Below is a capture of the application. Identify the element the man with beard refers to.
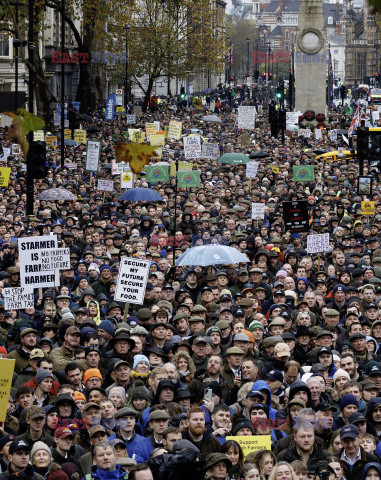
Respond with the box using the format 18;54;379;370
182;406;221;460
8;328;38;374
189;355;229;403
134;410;170;463
276;426;329;465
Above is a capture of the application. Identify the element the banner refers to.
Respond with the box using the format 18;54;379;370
126;115;136;124
0;359;15;421
246;161;259;179
252;203;265;219
114;257;151;304
97;180;114;192
202;143;219;160
74;129;87;144
0;167;11;187
3;287;34;310
121;170;134;189
167;121;182;140
307;233;330;254
178;170;200;188
283;200;310;233
238;106;256;129
33;130;45;141
361;201;375;215
226;436;271;458
293;165;314;182
105;93;116;121
86;141;101;172
146;165;169;183
183;136;202;159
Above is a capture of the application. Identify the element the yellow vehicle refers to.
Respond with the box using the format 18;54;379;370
370;88;381;104
315;150;356;161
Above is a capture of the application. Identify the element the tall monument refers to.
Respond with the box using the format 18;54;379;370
294;0;327;117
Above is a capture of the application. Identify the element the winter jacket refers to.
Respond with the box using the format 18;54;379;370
8;346;31;374
182;429;221;461
108;431;144;458
87;464;128;480
276;442;330;466
147;446;200;480
0;464;44;480
339;446;378;480
133;435;159;464
251;380;277;420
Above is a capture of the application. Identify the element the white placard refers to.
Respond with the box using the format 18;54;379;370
298;129;311;138
114;257;151;304
112;158;128;175
3;287;34;310
86;140;101;172
286;112;299;125
202;143;219;160
12;144;20;155
53;113;60;127
330;130;337;142
246;161;259;178
315;129;322;140
307;233;330;254
252;203;265;220
183;135;202;159
39;248;71;271
373;111;380;121
97;180;114;192
126;115;136;124
238;106;256;129
0;148;10;162
18;235;60;288
121;170;134;189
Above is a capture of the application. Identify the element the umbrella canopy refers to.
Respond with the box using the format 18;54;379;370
176;245;249;267
218;153;249;165
64;139;79;146
249;151;270;159
84;126;101;132
37;188;77;201
202;115;222;123
80;114;93;122
119;188;164;202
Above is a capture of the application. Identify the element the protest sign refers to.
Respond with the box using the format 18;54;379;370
183;136;202;159
226;436;271;458
178;171;201;188
170;161;192;177
283;201;310;233
0;359;15;421
39;248;71;271
238;106;256;129
293;165;314;182
330;130;337;142
33;130;45;141
315;129;322;140
64;129;72;140
126;115;136;124
114;257;151;304
246;161;259;179
361;201;375;215
12;144;21;155
150;134;165;146
45;136;57;148
307;233;330;254
121;170;134;189
0;148;10;162
358;176;373;196
146;165;169;183
74;129;86;144
252;203;265;220
145;123;158;140
112;158;128;175
18;235;59;288
338;147;344;157
0;168;11;187
298;129;311;138
202;143;219;160
97;180;114;192
86;141;101;172
167;121;182;139
3;287;34;310
286;112;299;125
129;130;145;143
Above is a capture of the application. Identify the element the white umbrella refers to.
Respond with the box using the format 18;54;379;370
176;244;249;267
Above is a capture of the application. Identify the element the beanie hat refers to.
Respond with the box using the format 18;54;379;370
48;470;69;480
60;463;79;477
98;320;114;336
333;369;350;385
130;385;149;402
83;368;102;385
74;391;86;402
31;441;51;460
232;418;254;435
35;368;54;386
132;354;150;371
248;321;264;332
108;387;126;404
340;393;359;410
0;346;7;357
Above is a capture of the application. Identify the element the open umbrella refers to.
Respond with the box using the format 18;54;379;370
64;139;79;146
176;245;249;267
37;188;77;201
218;153;249;165
249;151;270;159
85;126;101;132
202;115;222;123
80;114;93;122
119;188;164;202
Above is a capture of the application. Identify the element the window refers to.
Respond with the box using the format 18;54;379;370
0;33;10;57
285;31;289;38
327;16;334;25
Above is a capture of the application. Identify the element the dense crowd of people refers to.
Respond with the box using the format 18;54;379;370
0;98;380;480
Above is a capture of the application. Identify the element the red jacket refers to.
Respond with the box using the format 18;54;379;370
24;376;60;396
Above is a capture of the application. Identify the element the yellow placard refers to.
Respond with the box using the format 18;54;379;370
128;130;145;143
116;107;125;112
0;359;15;421
167;121;182;140
0;167;11;187
150;148;162;161
122;172;132;182
361;201;375;216
150;134;165;146
64;129;72;140
33;130;45;141
145;123;157;140
226;436;271;458
271;166;280;174
45;136;58;149
170;161;192;177
74;129;87;144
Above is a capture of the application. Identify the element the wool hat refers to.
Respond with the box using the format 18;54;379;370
130;385;149;402
333;368;350;384
31;441;51;460
340;393;359;410
108;386;126;404
132;354;150;370
98;320;114;335
232;418;254;435
35;368;54;386
83;368;102;385
74;391;86;402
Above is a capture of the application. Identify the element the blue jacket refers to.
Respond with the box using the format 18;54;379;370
134;435;156;464
252;380;277;420
88;464;128;480
107;432;144;459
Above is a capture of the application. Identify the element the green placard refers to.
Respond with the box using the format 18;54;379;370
146;165;169;183
178;170;200;188
293;165;314;182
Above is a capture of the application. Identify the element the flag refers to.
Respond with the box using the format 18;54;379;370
146;165;169;183
293;165;314;182
348;106;361;137
178;170;201;188
105;93;116;121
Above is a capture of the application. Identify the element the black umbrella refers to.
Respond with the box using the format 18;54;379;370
85;126;101;132
249;151;270;159
313;149;327;154
80;114;93;122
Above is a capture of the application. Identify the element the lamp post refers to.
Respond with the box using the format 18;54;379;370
26;0;34;215
228;36;232;84
11;1;22;111
123;25;130;110
60;0;65;168
246;38;250;78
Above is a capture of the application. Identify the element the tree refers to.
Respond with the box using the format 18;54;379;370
226;17;258;81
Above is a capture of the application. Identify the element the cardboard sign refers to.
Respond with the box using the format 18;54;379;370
286;112;299;125
74;129;86;144
238;106;256;129
0;148;10;162
307;233;330;254
252;203;265;220
64;129;72;140
121;170;134;189
298;129;311;138
126;115;136;124
150;134;165;146
39;248;71;271
167;121;182;140
246;161;259;179
202;143;219;160
0;167;11;187
361;201;375;215
33;130;45;141
330;130;337;142
145;123;158;140
97;180;114;192
3;287;34;310
86;140;101;172
183;135;202;159
18;235;60;288
12;144;20;155
0;359;15;421
226;436;271;458
283;200;310;233
114;257;151;304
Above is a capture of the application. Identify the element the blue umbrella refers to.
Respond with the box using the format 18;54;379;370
119;188;164;202
176;245;249;267
64;139;79;146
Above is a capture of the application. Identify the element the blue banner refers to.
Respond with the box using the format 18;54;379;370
105;93;116;121
57;103;67;119
72;101;81;112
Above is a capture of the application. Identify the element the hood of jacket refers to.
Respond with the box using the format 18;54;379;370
361;463;381;480
366;396;381;419
289;380;312;404
252;380;272;406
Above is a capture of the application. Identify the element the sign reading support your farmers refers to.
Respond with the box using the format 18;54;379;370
238;106;256;129
183;136;202;159
226;436;271;458
114;257;151;304
3;287;34;310
0;168;11;187
252;203;265;219
18;235;60;288
307;233;330;254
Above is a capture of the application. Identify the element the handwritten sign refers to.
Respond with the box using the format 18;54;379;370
126;115;136;124
246;161;259;179
3;287;34;310
307;233;330;254
86;140;101;172
33;130;45;141
167;121;182;140
238;106;256;129
0;359;15;421
252;203;265;220
202;143;219;160
298;129;311;138
97;180;114;192
183;136;202;159
283;200;310;233
145;123;158;140
0;168;11;187
74;129;87;144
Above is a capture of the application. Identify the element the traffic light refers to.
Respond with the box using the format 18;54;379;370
279;109;287;130
357;126;369;176
28;141;47;179
276;86;283;100
68;106;80;131
180;86;185;99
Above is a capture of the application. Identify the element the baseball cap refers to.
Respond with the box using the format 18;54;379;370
54;427;75;439
9;440;31;454
265;369;283;382
340;424;359;440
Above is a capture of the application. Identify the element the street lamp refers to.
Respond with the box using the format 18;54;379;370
123;25;130;110
228;36;232;84
60;0;65;168
246;38;250;78
11;1;22;111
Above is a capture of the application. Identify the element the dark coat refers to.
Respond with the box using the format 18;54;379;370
276;442;329;466
339;446;379;480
